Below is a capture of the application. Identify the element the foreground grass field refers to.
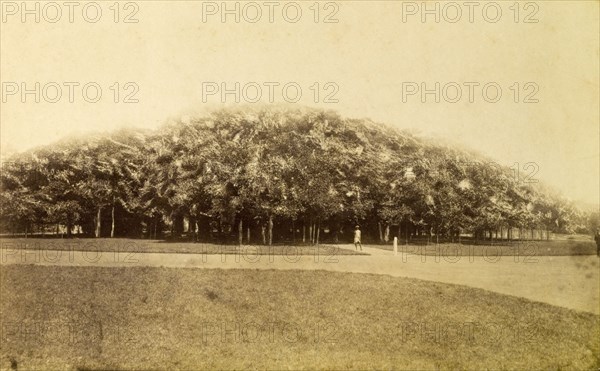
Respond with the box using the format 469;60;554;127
1;266;598;370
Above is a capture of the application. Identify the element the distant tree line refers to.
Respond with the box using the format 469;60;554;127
0;106;596;244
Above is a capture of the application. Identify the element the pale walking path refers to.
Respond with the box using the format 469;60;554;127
1;244;598;314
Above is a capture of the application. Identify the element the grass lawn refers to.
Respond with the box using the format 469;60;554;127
1;265;598;370
2;236;596;258
372;238;598;256
0;238;368;256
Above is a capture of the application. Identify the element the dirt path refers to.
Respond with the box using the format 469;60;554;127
1;244;598;314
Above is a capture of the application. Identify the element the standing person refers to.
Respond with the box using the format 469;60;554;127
594;229;600;257
354;225;363;251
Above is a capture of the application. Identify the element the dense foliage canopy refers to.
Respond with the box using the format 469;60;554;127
1;106;596;243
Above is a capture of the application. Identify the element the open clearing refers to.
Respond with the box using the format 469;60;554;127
1;266;599;370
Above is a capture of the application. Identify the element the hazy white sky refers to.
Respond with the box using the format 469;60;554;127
1;1;598;205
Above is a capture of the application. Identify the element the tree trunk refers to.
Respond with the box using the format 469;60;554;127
292;220;296;243
247;226;251;244
309;221;313;245
170;214;174;237
25;224;28;239
111;204;115;238
238;218;243;246
378;222;383;243
95;206;102;238
316;219;321;245
153;218;157;239
268;215;273;246
261;224;266;245
302;223;306;243
66;216;72;238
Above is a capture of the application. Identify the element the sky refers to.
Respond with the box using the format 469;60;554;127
1;1;598;206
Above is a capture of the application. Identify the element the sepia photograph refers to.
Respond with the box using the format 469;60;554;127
0;1;599;369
